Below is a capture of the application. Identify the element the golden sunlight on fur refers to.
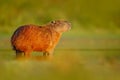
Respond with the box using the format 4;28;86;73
11;20;71;57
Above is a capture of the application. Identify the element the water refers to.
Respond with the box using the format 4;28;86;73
0;49;120;80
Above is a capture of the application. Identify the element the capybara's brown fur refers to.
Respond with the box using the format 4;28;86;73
11;20;71;57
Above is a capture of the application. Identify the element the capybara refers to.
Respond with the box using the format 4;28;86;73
11;20;71;57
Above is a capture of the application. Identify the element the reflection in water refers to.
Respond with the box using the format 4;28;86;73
0;50;120;80
16;55;53;61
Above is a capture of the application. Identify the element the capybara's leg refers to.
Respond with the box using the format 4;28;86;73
43;52;49;56
16;50;23;58
43;52;53;59
24;51;31;57
43;50;53;56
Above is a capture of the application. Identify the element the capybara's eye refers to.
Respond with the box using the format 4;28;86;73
51;21;55;23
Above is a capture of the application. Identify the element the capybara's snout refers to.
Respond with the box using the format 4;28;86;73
65;21;71;30
50;20;71;32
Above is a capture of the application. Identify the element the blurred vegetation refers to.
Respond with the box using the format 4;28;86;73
0;1;120;80
0;0;120;35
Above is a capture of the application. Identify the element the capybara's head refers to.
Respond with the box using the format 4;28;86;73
49;20;71;33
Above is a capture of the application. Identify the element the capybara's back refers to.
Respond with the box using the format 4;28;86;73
11;20;71;57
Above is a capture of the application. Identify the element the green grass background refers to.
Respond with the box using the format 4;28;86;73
0;0;120;80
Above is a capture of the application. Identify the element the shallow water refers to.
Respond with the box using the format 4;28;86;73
0;50;120;80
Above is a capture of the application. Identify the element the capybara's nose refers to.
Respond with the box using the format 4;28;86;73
64;21;71;30
68;22;71;27
64;21;71;26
